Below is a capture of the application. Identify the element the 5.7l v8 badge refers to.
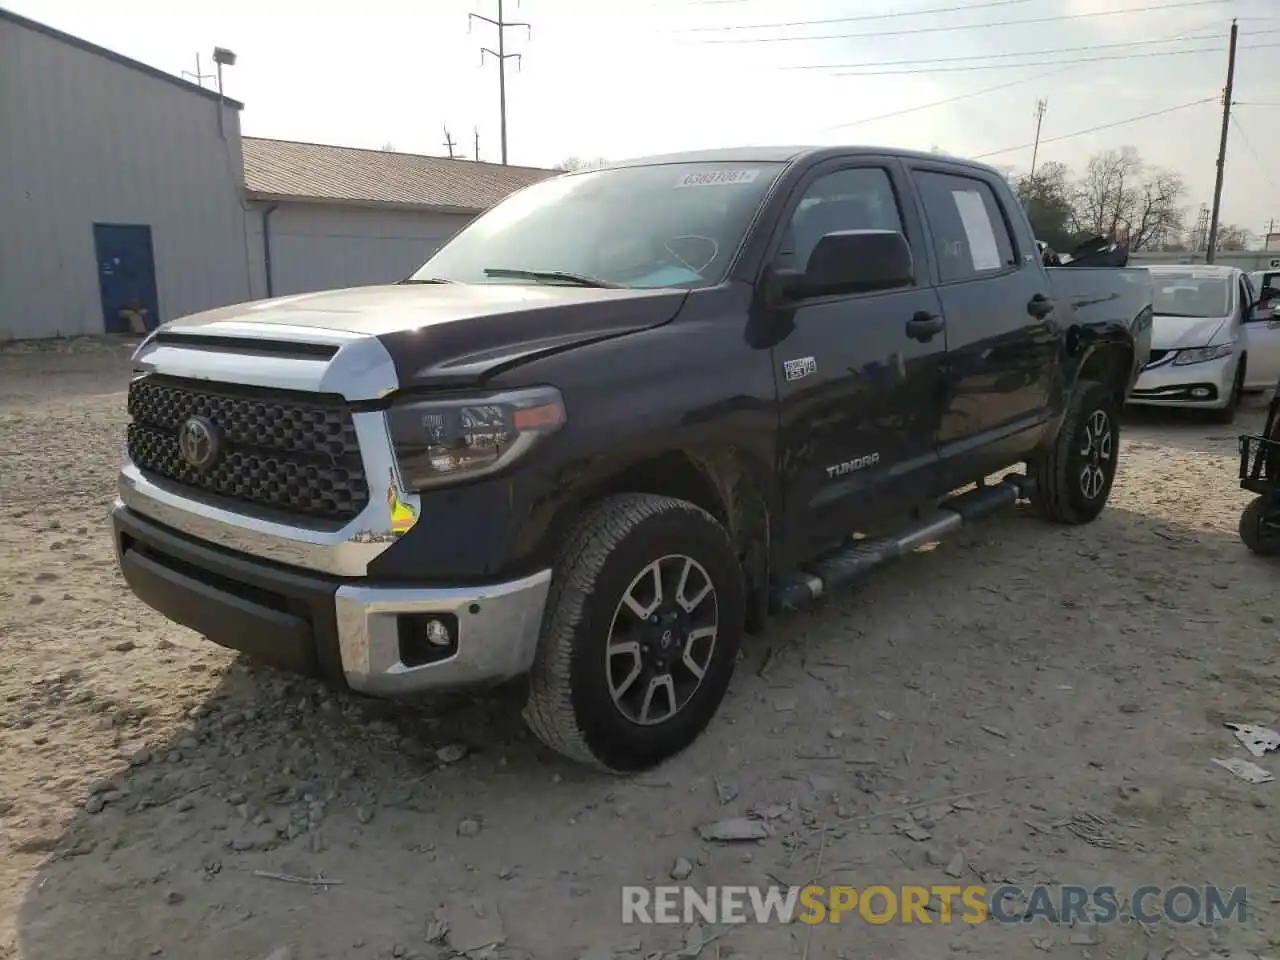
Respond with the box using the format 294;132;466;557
783;356;817;382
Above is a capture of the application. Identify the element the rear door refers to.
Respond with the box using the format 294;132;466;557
764;158;948;560
905;164;1058;486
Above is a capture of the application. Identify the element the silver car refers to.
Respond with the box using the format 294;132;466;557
1128;264;1277;423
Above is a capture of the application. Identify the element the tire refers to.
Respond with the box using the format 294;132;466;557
1028;379;1120;525
522;493;745;772
1239;496;1280;556
1208;358;1244;425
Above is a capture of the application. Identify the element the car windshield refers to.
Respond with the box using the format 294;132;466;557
1152;275;1231;318
408;162;786;289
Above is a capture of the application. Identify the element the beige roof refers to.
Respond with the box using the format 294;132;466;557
241;137;559;213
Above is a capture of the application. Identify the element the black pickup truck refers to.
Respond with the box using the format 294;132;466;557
111;146;1153;772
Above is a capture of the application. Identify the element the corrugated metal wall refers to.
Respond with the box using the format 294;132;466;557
0;16;255;340
248;203;471;298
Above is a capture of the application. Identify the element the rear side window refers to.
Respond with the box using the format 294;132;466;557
913;171;1017;283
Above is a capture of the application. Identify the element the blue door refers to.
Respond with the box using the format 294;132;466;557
93;223;159;333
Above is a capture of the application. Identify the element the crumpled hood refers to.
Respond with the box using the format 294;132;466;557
1149;314;1231;351
163;282;689;388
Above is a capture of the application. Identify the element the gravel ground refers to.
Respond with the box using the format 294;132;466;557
0;339;1278;960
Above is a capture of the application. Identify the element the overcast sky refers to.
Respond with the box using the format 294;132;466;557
10;0;1280;234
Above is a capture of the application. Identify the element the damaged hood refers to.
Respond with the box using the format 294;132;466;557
158;282;689;390
1149;313;1232;351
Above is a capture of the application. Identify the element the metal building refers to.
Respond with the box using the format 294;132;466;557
0;8;556;341
240;138;555;298
0;7;254;340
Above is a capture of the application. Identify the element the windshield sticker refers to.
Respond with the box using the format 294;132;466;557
674;169;761;188
951;189;1002;271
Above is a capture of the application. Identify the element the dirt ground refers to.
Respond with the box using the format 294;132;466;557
1;338;1278;960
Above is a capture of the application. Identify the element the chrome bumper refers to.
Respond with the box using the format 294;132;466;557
335;571;552;695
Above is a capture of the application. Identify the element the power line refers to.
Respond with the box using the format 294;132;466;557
689;0;1229;43
681;0;1041;31
828;41;1280;76
814;18;1251;131
1230;115;1280;198
783;29;1253;71
971;98;1216;159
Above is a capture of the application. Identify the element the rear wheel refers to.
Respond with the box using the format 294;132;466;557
522;493;744;772
1239;496;1280;556
1028;379;1119;525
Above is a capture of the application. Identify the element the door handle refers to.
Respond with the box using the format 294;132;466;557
905;312;945;342
1028;293;1055;318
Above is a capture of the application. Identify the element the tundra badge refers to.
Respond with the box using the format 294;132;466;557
783;357;817;382
826;453;880;478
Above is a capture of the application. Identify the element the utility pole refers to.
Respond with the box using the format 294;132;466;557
470;0;530;165
1205;19;1238;264
442;125;458;160
474;127;481;162
181;53;215;89
1029;98;1048;183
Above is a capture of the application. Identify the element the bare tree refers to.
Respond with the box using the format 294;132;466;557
1070;147;1185;251
1013;161;1077;251
555;156;609;172
1215;223;1252;252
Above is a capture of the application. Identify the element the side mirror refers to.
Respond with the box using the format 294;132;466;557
783;230;914;301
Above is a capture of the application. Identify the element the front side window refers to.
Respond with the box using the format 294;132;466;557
912;170;1018;283
777;167;906;273
410;162;785;290
1152;275;1232;317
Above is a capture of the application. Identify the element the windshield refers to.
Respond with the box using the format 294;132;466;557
1152;275;1232;318
410;162;785;289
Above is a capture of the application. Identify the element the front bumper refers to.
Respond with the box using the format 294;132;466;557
111;503;552;696
1127;351;1236;409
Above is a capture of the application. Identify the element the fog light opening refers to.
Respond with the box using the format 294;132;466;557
398;612;459;668
1191;387;1212;399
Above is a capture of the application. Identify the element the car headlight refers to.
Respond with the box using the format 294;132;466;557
386;385;566;491
1173;342;1234;365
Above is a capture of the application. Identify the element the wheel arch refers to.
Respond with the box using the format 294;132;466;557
545;448;774;623
1076;339;1135;406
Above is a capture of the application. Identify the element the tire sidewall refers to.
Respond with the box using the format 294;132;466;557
566;506;744;771
1062;384;1120;520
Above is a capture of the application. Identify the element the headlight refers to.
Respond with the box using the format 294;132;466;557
1173;342;1234;365
386;385;566;491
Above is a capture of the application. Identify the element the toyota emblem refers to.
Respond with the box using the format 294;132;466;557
178;416;221;471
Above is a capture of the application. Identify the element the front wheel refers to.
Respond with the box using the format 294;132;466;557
1239;496;1280;556
1208;359;1244;425
1028;379;1120;525
522;493;745;772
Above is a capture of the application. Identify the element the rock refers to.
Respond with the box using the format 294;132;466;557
902;826;933;842
670;856;694;881
178;737;199;752
228;824;279;852
440;897;506;953
697;818;769;842
123;744;152;766
84;794;106;814
457;817;482;837
714;778;739;805
435;744;469;764
945;853;965;878
175;797;195;813
925;848;949;867
827;726;847;740
112;640;136;653
87;778;116;796
165;891;184;905
355;805;374;824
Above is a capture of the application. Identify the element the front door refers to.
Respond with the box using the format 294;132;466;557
1242;271;1280;389
93;223;159;334
764;160;948;562
907;166;1058;487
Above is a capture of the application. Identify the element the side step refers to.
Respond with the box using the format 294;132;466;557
767;473;1035;613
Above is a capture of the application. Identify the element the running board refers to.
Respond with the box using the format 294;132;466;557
768;473;1035;613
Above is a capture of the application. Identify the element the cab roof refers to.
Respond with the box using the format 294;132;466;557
598;145;1006;180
